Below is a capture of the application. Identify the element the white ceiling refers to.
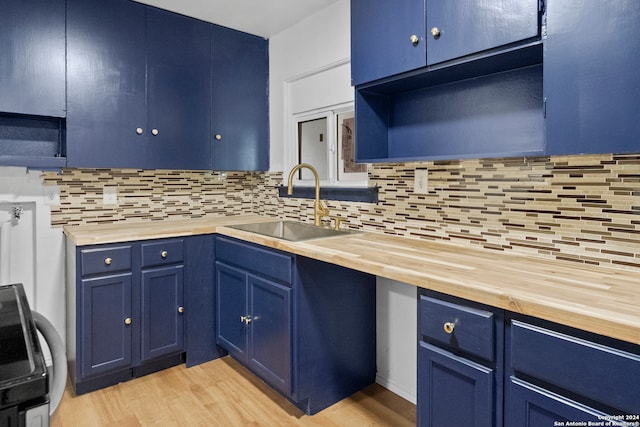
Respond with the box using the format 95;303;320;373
133;0;341;38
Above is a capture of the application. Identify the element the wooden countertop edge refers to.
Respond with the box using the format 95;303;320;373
64;217;640;345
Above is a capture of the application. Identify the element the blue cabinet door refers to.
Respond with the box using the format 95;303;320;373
211;25;269;171
216;262;249;361
140;265;185;362
145;8;211;170
80;273;133;378
506;378;609;427
66;0;147;168
425;0;539;66
545;1;640;155
351;0;426;86
418;342;496;427
248;276;292;396
0;0;65;117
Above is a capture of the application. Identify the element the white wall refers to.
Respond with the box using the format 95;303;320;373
269;0;417;403
0;166;66;360
269;0;352;173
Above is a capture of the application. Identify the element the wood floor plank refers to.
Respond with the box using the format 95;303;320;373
51;357;416;426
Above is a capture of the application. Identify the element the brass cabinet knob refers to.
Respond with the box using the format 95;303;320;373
178;306;184;314
214;134;222;141
409;34;420;46
431;27;441;39
104;257;112;266
151;128;159;136
240;315;252;325
136;127;143;135
124;317;132;325
443;322;455;334
161;250;168;258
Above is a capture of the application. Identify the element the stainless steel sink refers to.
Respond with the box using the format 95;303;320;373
228;220;357;242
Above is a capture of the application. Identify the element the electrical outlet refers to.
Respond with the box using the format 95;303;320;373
414;168;429;194
43;186;60;206
103;186;118;205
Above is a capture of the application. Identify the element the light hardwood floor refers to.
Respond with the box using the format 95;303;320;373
51;356;416;426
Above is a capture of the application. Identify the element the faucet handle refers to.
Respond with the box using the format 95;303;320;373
332;217;344;230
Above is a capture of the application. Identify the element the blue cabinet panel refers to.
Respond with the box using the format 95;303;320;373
66;0;147;168
420;294;495;362
507;378;609;427
545;1;640;155
216;262;249;360
248;276;292;395
211;25;269;171
351;0;426;86
141;265;184;361
426;0;540;66
145;8;211;170
418;342;495;427
0;0;65;118
509;320;640;414
80;274;133;378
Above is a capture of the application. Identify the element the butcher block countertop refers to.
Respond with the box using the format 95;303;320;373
65;215;640;345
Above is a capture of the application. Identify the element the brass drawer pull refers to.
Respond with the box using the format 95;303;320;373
124;317;132;325
104;257;112;266
443;322;455;334
161;250;168;258
178;306;184;314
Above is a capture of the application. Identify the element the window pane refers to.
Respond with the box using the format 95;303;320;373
298;117;328;180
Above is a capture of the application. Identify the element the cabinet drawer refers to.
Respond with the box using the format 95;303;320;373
510;320;640;414
141;239;184;268
215;237;293;284
420;295;495;362
81;245;132;276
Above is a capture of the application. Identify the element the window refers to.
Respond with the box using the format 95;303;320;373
292;104;367;187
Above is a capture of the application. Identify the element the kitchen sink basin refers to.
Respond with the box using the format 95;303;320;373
227;220;358;242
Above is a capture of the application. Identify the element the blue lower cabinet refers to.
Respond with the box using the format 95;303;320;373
507;378;610;427
69;238;188;394
505;316;640;425
216;265;292;395
417;290;503;427
419;291;640;427
418;342;495;427
215;236;376;415
80;273;133;379
140;265;184;362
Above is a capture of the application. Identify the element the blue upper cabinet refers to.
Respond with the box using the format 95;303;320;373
0;0;66;118
67;1;211;170
426;0;540;66
351;0;426;86
145;8;211;170
66;0;147;169
544;1;640;156
351;0;541;86
211;25;269;171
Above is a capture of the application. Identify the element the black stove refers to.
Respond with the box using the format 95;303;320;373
0;283;49;427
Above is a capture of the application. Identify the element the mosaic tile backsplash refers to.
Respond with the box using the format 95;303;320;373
42;153;639;270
